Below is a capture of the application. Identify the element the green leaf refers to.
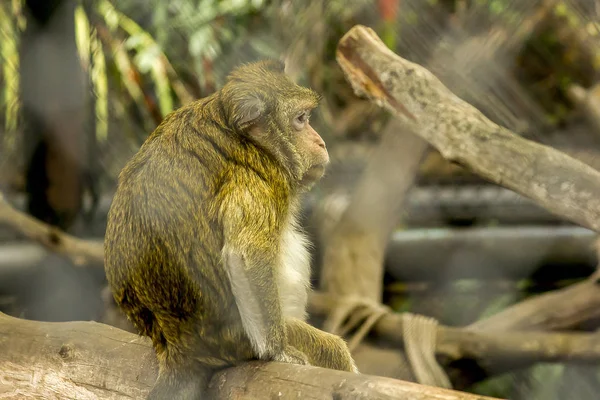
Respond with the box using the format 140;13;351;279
0;1;20;134
151;61;173;117
74;4;91;71
90;27;109;142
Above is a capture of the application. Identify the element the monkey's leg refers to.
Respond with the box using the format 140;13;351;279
285;318;359;373
147;362;213;400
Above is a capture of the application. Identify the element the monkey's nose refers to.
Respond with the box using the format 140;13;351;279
315;138;326;149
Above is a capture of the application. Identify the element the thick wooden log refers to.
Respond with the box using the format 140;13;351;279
0;313;501;399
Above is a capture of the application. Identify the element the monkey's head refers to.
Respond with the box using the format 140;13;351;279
219;60;329;192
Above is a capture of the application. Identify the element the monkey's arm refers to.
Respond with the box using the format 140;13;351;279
221;179;307;364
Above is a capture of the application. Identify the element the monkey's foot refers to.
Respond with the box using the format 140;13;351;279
273;346;311;366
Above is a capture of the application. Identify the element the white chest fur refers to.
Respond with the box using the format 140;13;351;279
278;218;311;320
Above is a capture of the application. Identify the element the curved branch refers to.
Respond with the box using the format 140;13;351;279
336;25;600;232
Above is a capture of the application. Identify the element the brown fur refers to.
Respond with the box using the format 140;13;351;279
104;60;356;399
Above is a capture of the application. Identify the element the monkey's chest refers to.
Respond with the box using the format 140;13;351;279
278;227;311;320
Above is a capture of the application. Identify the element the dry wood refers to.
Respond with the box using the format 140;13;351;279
333;24;600;362
336;25;600;233
314;120;432;383
568;83;600;137
309;292;600;371
0;312;501;400
468;271;600;332
0;192;104;266
319;120;428;302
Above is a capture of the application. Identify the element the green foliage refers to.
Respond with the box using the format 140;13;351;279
75;4;109;142
0;0;22;135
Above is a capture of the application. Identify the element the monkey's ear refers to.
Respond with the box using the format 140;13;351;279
236;96;265;128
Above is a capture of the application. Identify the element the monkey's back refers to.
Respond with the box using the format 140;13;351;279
104;102;260;365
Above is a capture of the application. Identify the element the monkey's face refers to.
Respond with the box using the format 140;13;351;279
289;108;329;191
220;60;330;191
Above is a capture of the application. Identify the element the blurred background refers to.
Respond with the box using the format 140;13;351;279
2;0;600;398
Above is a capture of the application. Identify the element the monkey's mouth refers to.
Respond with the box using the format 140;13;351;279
299;164;326;187
309;163;327;176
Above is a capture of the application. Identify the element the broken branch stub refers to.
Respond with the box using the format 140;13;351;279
336;25;600;233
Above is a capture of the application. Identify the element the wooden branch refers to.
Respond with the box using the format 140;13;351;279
385;226;597;281
468;272;600;332
0;313;500;400
309;292;600;371
568;83;600;138
320;120;428;302
336;25;600;233
0;192;104;266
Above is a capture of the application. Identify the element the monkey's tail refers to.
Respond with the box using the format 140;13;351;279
147;364;213;400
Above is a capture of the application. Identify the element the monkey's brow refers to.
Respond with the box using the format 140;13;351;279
298;99;319;111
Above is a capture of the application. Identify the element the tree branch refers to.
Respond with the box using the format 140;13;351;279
0;192;104;266
319;120;428;302
0;312;500;400
309;292;600;371
468;271;600;332
336;25;600;233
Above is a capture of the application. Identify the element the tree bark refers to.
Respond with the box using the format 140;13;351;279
336;25;600;233
468;271;600;332
319;120;428;302
0;312;501;400
0;192;104;266
309;292;600;370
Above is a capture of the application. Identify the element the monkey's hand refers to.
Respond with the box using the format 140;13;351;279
272;345;311;366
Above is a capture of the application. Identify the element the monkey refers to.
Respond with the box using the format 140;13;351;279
104;60;358;399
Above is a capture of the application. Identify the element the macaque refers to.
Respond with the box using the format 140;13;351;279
104;60;358;399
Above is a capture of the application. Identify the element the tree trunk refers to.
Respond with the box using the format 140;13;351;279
20;0;89;232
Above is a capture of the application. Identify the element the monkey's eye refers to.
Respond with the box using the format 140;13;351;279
293;112;310;130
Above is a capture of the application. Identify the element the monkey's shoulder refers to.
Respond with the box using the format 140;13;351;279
218;171;290;219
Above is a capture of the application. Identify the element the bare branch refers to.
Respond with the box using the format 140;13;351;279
309;292;600;371
468;272;600;332
336;25;600;232
0;192;104;266
320;120;428;302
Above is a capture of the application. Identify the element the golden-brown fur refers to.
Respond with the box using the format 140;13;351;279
104;60;356;399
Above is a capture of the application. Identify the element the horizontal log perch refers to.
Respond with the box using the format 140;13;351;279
336;25;600;232
0;184;565;245
0;312;501;399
